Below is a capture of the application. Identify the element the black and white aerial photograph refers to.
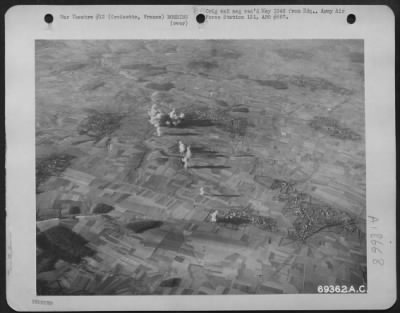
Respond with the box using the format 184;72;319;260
35;39;366;295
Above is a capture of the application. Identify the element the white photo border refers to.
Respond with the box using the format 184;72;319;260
5;4;396;311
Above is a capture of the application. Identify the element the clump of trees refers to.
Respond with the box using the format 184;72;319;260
126;220;163;233
159;277;181;288
36;153;76;191
69;206;81;214
93;203;114;214
37;225;95;264
309;116;361;141
78;110;124;141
